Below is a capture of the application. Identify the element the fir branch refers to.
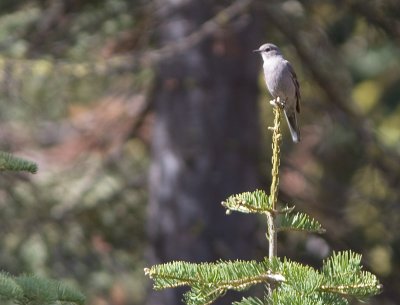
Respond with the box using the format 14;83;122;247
145;260;285;290
266;254;377;305
268;288;349;305
277;212;325;233
319;251;382;299
280;259;322;294
145;252;381;305
316;293;350;305
145;259;285;305
184;285;226;305
0;272;23;301
0;152;38;174
268;254;380;304
320;280;382;298
0;273;84;305
56;280;87;305
16;275;59;304
222;190;272;215
321;251;362;277
15;274;85;305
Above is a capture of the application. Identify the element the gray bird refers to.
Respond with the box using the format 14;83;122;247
254;43;301;143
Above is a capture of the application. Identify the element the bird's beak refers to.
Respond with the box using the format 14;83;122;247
253;49;262;53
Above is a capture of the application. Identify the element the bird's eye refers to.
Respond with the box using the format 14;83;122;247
265;47;271;52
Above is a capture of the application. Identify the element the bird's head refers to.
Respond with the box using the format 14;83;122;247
253;43;282;60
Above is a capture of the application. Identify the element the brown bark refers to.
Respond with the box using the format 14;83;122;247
146;1;262;304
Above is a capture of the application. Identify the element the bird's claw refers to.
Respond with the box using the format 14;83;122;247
269;97;285;109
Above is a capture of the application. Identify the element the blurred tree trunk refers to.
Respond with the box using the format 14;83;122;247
147;1;262;304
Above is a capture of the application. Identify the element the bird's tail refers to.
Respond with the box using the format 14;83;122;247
284;110;300;143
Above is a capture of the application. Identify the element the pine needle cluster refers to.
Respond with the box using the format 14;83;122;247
0;152;37;173
145;251;381;305
145;104;382;304
0;272;85;305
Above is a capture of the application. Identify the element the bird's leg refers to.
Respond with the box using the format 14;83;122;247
269;96;285;109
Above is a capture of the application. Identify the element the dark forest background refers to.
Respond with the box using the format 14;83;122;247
0;0;399;304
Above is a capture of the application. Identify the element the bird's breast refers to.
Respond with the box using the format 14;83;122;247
263;59;294;99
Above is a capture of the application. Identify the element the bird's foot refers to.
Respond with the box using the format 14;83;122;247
269;97;285;109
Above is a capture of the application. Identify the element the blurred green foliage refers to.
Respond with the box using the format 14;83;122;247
0;1;151;304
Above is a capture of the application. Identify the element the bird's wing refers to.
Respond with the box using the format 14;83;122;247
286;61;301;113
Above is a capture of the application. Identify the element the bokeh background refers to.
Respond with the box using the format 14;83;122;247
0;0;399;304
